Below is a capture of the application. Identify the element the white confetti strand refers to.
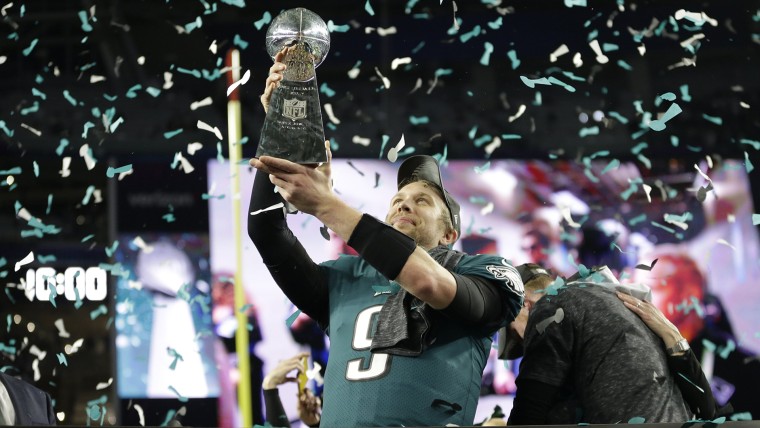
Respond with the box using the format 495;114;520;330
324;103;341;125
190;97;213;110
197;120;224;140
226;69;251;97
15;251;34;272
391;57;412;70
549;44;569;62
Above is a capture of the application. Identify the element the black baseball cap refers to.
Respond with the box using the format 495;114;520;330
497;263;554;360
397;155;461;239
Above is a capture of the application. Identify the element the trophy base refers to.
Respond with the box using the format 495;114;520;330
257;79;327;164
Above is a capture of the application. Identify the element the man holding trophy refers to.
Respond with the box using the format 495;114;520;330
248;8;524;426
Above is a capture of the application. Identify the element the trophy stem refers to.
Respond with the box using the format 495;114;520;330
257;78;327;164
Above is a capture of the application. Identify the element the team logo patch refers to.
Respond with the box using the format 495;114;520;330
283;98;307;121
487;263;524;293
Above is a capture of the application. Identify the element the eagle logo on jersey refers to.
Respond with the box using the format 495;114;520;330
486;262;524;294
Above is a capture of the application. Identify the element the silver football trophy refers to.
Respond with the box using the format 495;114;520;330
257;8;330;164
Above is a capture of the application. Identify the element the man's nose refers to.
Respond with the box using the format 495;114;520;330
397;198;412;212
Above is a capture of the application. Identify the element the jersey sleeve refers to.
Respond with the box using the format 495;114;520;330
518;296;574;387
453;254;524;326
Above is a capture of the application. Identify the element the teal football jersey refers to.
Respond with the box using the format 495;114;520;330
317;253;523;427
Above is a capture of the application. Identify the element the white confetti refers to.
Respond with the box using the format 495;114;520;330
484;136;502;156
560;206;581;228
132;236;154;254
190;97;213;110
30;344;47;361
324;103;340;125
642;183;652;203
572;52;583;67
637;45;646;56
377;26;397;36
387;134;406;162
20;123;42;136
187;142;203;155
226;69;251;97
137;56;145;65
508;104;526;122
716;239;737;251
480;202;494;215
174;152;195;174
209;40;218;54
549;44;569;62
54;319;71;338
163;71;174;90
674;9;718;26
89;75;105;83
0;55;6;65
250;202;285;216
391;57;412;70
0;3;12;17
374;67;390;89
133;404;146;427
32;359;40;381
95;378;113;390
14;251;34;272
79;144;97;170
589;40;609;64
197;120;224;140
352;135;371;147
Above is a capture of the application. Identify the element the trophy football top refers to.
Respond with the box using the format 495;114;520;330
265;8;330;68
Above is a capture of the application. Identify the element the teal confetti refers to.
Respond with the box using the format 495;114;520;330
434;68;453;78
57;353;68;366
579;126;599;137
78;11;92;32
411;41;425;54
32;87;47;100
617;60;632;71
20;101;39;115
327;21;350;32
601;159;620;174
63;90;78;106
126;84;142;98
168;385;189;402
89;304;108;320
473;162;491;175
233;34;249;50
506;50;521;69
628;417;646;424
365;0;375;16
473;135;492;147
37;254;56;263
671;135;680;147
501;134;522;140
520;76;551;88
744;152;754;173
547;76;576;92
175;67;201;78
81;234;95;242
564;0;587;6
752;214;760;226
146;87;161;97
379;134;390;158
286;309;301;328
468;126;478;139
488;17;503;30
560;71;585;82
650;221;676;234
46;194;53;215
480;41;494;66
731;413;753;421
105;241;119;257
718;339;735;359
103;93;118;101
320;83;336;97
220;0;245;7
602;43;619;52
739;138;760;150
649;103;682;131
409;115;429;125
254;12;272;30
459;25;482;43
106;164;133;178
659;92;677;102
184;16;203;33
703;114;723;125
82;121;95;138
629;214;647;226
679;84;692;102
162;213;176;223
164;129;183;139
631;142;648;155
0;167;21;175
22;38;39;56
0;121;14;137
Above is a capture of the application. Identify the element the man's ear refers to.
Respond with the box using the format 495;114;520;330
440;228;458;246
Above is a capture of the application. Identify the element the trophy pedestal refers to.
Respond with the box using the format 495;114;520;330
257;79;327;164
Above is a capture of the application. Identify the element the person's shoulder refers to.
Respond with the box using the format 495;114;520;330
0;372;48;397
